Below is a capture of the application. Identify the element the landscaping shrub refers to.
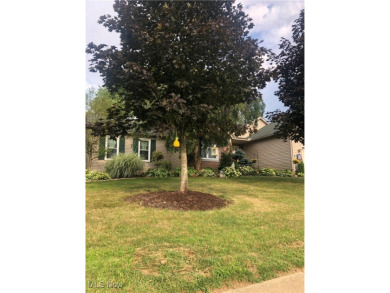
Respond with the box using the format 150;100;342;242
146;168;171;178
231;149;245;161
238;166;256;176
104;153;143;178
199;168;217;177
281;169;294;177
219;152;233;170
297;162;304;174
173;166;199;177
151;151;164;168
297;172;304;177
188;167;199;177
85;169;111;181
223;166;242;178
274;170;282;176
260;168;276;176
159;159;172;171
238;158;253;166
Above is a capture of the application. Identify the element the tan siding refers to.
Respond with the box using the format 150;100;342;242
89;135;181;172
241;137;293;170
291;141;305;162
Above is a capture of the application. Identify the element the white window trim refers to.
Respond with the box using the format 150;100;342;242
104;135;120;160
138;138;151;162
201;144;219;162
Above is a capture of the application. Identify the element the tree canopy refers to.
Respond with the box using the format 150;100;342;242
86;0;271;191
267;9;304;145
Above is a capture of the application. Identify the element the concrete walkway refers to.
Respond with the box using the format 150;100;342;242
223;272;304;293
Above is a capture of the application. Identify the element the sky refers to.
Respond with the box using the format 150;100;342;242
86;0;304;116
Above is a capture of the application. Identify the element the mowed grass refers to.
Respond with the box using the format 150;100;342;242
86;176;304;293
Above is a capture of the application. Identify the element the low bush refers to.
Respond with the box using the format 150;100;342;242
223;166;242;178
151;151;164;168
159;159;172;171
219;152;233;170
274;170;282;176
146;168;171;178
297;172;304;177
238;166;256;176
260;168;276;176
297;162;304;174
86;170;111;181
231;149;246;161
238;158;253;166
104;153;143;178
173;166;199;177
199;168;217;177
281;169;294;177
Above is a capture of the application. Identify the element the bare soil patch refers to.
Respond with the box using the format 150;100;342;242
126;190;231;211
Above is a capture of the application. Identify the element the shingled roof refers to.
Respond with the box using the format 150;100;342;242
246;122;277;141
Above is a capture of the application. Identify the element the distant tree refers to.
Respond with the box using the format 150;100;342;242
85;87;116;169
267;9;304;144
86;0;270;192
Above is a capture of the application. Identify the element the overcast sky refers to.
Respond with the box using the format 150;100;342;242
86;0;304;115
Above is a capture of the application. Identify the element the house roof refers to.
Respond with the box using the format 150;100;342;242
232;122;277;144
246;123;277;142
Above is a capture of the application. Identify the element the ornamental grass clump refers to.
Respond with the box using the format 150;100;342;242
104;153;143;178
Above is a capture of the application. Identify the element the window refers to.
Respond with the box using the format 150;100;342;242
138;139;151;162
201;144;219;161
105;136;119;160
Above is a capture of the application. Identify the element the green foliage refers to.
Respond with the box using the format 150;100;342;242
173;167;199;177
238;166;256;176
86;1;270;146
268;10;305;144
238;158;252;166
281;170;294;177
297;172;304;177
223;167;242;178
188;167;199;177
260;168;276;176
151;151;164;168
146;168;171;178
232;149;246;161
85;169;111;181
274;170;282;177
104;153;143;178
159;159;172;171
219;152;233;170
297;162;304;174
199;168;217;177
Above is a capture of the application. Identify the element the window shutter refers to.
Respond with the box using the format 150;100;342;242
119;136;125;153
98;137;105;160
151;139;156;157
133;138;139;154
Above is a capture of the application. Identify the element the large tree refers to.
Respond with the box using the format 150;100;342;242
85;87;116;169
87;0;270;192
267;9;304;145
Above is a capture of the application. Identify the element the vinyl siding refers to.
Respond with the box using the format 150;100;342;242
90;135;181;172
240;137;293;170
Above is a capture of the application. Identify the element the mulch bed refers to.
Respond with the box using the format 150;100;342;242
125;190;231;211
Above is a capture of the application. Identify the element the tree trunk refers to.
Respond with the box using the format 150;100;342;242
193;138;202;172
179;133;188;193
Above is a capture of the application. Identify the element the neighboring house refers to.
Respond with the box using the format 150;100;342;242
89;118;304;172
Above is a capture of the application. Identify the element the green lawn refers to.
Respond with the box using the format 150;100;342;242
86;176;304;293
